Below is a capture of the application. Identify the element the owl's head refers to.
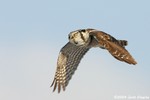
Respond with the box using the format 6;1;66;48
68;29;90;46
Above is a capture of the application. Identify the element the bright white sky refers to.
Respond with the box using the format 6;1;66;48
0;0;150;100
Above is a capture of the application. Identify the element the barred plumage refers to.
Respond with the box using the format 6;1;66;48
51;28;137;93
51;42;90;93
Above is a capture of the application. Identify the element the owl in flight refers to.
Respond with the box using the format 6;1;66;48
51;28;137;93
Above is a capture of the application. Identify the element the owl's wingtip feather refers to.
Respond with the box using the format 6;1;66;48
132;60;137;65
125;57;137;65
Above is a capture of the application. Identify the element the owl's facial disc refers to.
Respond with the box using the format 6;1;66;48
69;29;90;46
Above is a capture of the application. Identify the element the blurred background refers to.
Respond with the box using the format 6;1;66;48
0;0;149;100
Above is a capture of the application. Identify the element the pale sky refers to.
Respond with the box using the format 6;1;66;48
0;0;150;100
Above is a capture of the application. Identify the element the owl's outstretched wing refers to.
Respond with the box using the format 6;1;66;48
51;42;90;93
90;30;137;65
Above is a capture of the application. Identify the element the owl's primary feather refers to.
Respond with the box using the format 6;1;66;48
51;42;90;93
51;28;137;93
89;30;137;65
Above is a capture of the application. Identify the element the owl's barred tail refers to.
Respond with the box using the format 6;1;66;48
118;40;128;47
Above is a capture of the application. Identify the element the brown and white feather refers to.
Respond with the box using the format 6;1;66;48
51;42;90;93
51;28;137;93
89;30;137;65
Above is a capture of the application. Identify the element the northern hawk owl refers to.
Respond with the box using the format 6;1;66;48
51;28;137;93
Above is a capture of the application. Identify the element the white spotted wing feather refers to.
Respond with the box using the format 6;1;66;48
51;42;90;93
